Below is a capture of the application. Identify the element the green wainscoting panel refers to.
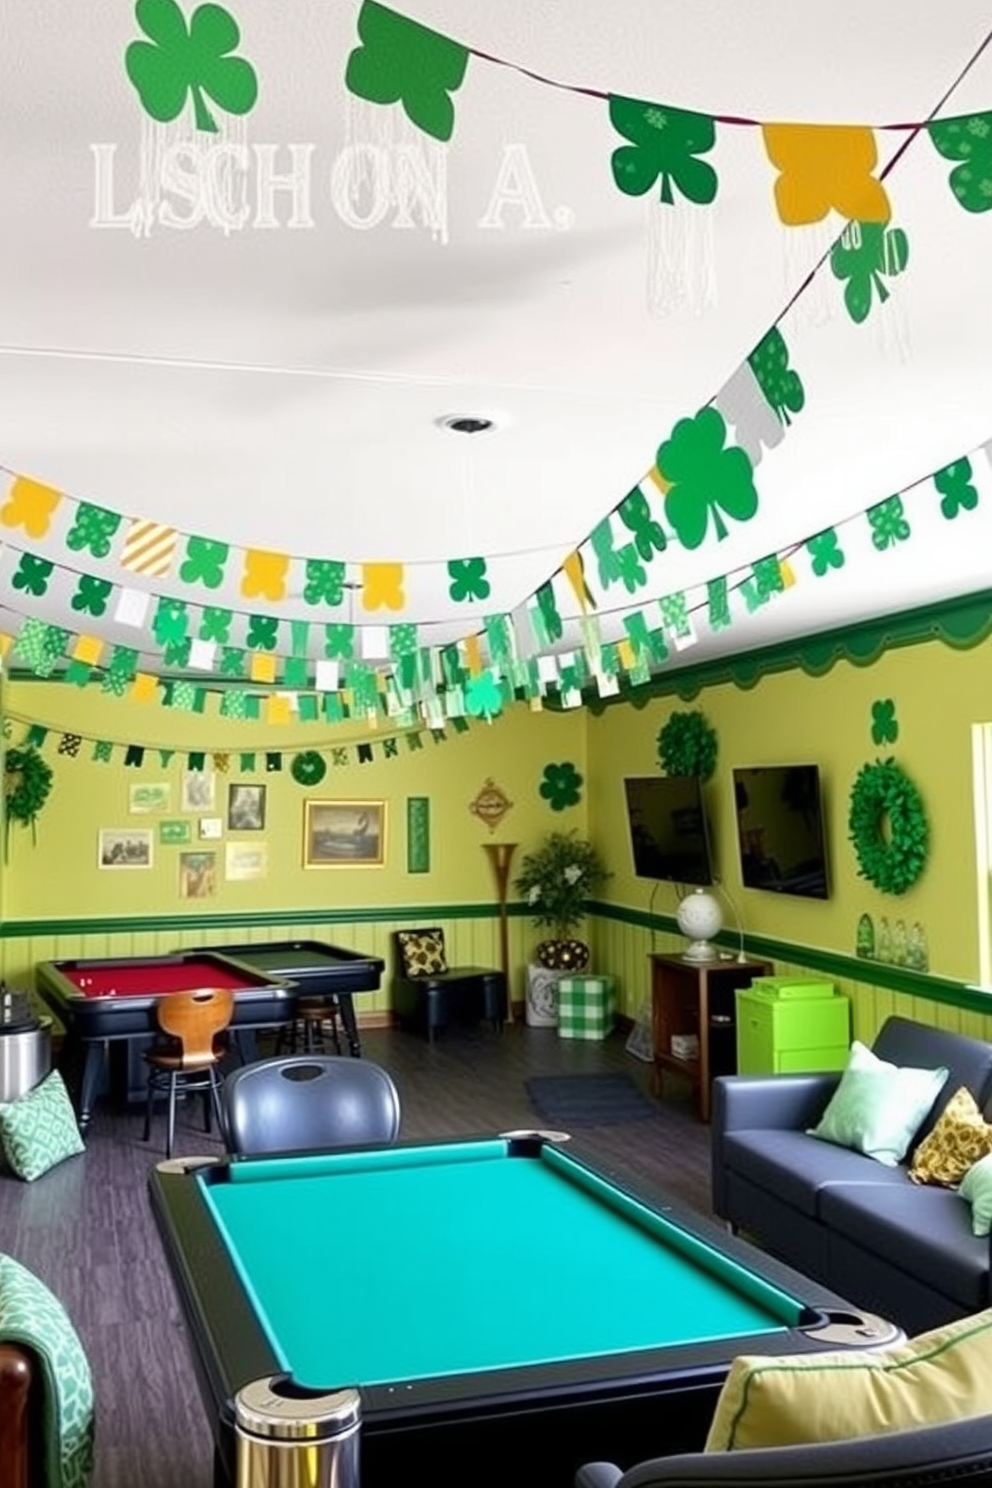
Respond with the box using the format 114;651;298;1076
406;797;430;874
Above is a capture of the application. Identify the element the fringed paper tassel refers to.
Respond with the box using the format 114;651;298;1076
645;201;718;318
136;113;249;239
343;96;449;245
781;220;837;329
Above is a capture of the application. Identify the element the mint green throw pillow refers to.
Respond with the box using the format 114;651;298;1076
961;1153;992;1236
0;1070;85;1182
808;1040;949;1166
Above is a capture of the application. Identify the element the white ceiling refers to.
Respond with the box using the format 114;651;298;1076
2;1;992;693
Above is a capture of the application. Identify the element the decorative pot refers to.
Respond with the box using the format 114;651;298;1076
536;938;590;972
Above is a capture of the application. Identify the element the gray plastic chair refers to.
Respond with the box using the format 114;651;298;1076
222;1054;401;1156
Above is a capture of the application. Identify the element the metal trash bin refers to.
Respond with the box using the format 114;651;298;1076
235;1377;361;1488
0;990;51;1103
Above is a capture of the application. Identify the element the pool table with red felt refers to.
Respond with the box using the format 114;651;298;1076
36;952;293;1132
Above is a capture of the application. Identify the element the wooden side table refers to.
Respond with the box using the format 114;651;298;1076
650;955;771;1121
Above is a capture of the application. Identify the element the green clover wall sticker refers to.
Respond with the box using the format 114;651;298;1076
657;407;757;550
871;699;899;746
830;220;909;324
539;762;583;812
934;458;979;519
125;0;258;134
928;112;992;213
609;96;718;205
345;1;469;143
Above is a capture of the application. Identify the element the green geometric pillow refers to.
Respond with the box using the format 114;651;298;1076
0;1253;94;1488
0;1070;85;1182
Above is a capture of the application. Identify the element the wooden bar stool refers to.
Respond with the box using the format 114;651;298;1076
142;988;234;1159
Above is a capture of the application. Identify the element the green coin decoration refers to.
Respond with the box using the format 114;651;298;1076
848;758;928;896
291;751;327;787
657;711;717;782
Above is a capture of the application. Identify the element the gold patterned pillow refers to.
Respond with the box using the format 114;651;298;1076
397;930;448;978
909;1085;992;1187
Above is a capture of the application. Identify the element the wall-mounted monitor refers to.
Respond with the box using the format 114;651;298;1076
623;776;714;887
733;764;829;899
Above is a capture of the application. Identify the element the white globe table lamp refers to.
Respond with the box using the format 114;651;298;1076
676;888;723;963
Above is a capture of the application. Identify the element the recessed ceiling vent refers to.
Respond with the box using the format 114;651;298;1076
437;414;496;435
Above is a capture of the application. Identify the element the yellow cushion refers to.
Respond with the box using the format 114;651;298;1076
704;1309;992;1452
910;1085;992;1187
397;930;448;978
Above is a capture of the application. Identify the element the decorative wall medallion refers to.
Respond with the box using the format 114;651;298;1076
470;778;513;833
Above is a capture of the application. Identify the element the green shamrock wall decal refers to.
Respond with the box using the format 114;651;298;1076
539;762;583;812
830;220;909;324
871;699;899;746
657;407;757;550
345;1;469;143
928;111;992;213
609;96;718;205
125;0;258;134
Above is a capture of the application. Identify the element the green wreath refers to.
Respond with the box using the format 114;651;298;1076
848;758;928;896
291;751;327;787
657;710;718;781
4;746;54;840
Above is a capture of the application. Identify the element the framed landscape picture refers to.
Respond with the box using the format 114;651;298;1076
129;782;171;813
226;842;268;882
181;770;215;812
303;800;385;868
99;829;153;869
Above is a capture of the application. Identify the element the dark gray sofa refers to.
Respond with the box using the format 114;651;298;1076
712;1015;992;1337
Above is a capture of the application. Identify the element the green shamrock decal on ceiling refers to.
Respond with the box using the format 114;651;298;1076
871;699;899;746
928;112;992;213
65;502;122;559
303;560;346;608
539;762;583;812
125;0;259;134
71;576;114;617
609;96;718;205
747;328;805;427
345;0;469;143
830;220;909;324
466;672;504;720
11;554;54;597
934;458;979;519
657;407;757;550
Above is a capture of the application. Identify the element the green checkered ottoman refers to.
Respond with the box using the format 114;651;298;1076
557;976;615;1041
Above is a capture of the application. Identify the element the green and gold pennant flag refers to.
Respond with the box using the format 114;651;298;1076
25;724;48;748
187;751;206;770
124;745;145;767
357;743;374;763
92;740;113;763
239;752;257;771
297;695;319;723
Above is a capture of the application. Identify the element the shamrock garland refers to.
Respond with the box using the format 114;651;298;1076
4;746;54;844
291;751;327;787
657;710;718;781
848;758;928;896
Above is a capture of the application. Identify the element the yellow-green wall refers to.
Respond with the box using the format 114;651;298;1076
587;636;982;985
5;624;992;1044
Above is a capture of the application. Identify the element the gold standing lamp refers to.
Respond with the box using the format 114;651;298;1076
483;842;517;1023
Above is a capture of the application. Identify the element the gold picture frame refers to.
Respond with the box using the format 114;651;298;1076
303;800;385;868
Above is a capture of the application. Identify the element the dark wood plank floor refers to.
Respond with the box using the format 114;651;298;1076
0;1023;713;1488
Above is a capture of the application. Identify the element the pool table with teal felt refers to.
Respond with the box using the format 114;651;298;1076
149;1135;895;1488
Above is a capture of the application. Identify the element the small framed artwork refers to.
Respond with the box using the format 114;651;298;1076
99;829;153;869
179;851;216;899
159;819;192;846
227;783;266;832
199;817;223;841
181;770;215;812
303;800;386;868
129;782;171;814
226;842;268;882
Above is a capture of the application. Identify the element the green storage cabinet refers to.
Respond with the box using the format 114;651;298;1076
735;980;851;1075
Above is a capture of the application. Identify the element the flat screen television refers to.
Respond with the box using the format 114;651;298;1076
623;776;714;886
733;764;829;899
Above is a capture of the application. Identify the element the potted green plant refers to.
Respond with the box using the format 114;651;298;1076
514;830;611;971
